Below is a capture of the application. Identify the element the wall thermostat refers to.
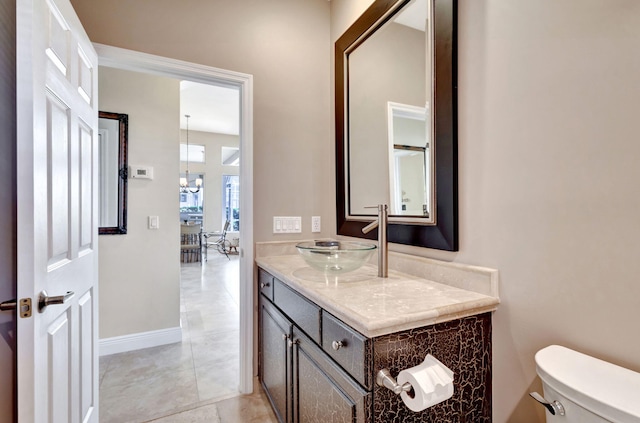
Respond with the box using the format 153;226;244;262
130;165;154;179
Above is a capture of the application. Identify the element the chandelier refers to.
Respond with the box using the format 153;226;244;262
180;114;202;193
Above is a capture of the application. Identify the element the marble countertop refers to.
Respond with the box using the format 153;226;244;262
256;254;500;338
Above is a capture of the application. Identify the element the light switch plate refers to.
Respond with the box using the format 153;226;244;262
148;216;159;229
273;216;302;234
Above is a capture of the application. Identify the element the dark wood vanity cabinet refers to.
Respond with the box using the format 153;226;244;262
258;268;492;423
293;327;370;423
259;271;370;423
260;298;292;423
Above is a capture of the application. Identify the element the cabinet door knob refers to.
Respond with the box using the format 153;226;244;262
282;333;289;340
332;340;345;351
260;282;270;288
288;338;299;348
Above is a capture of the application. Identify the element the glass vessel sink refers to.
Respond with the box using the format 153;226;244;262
296;240;377;274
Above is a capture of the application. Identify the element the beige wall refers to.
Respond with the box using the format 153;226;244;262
334;1;640;422
180;129;239;232
71;0;334;242
458;2;640;420
0;0;16;419
68;0;640;421
98;67;181;338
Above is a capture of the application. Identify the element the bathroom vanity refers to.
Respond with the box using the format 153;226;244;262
256;250;499;423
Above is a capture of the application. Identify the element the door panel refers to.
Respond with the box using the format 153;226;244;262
17;0;99;420
47;94;71;266
296;347;354;423
79;121;94;250
46;6;70;77
293;329;370;423
47;311;71;423
260;299;291;423
78;290;94;418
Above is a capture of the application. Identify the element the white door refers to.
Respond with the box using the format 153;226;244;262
16;0;99;421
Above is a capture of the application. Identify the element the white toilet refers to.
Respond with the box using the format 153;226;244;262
532;345;640;422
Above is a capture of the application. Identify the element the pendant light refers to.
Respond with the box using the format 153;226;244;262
180;114;202;193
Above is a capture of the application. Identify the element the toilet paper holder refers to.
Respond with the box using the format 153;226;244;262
376;368;413;395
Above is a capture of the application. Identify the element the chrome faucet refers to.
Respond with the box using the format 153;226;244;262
362;204;388;278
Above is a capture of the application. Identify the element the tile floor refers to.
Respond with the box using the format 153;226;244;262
99;253;278;423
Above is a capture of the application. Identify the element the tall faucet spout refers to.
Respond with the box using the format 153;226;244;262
362;204;388;278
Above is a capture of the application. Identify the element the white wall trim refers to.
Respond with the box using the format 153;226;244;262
99;326;183;356
94;43;255;393
94;44;251;88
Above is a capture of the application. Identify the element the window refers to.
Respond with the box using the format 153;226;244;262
223;175;239;231
221;146;239;166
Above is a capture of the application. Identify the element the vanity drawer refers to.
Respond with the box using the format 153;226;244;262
322;311;370;389
258;269;274;301
273;279;321;344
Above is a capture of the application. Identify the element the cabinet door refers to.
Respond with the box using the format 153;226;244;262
293;328;370;423
260;298;293;423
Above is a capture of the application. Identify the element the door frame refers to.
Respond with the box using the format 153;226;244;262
95;43;255;393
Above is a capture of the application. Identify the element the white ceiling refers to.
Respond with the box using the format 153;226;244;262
394;0;427;32
180;81;240;135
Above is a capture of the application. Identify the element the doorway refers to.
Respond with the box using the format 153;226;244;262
96;44;254;394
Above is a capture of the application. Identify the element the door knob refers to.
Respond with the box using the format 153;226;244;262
38;290;74;313
0;299;17;311
1;298;32;317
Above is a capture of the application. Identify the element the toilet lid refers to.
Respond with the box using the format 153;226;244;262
535;345;640;422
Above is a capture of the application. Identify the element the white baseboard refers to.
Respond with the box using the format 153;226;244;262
99;326;182;356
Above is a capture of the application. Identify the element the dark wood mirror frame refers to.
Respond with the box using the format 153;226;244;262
335;0;458;251
98;111;128;235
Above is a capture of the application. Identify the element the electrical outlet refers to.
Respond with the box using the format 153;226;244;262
311;216;321;233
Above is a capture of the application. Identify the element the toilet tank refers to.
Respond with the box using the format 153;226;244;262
535;345;640;423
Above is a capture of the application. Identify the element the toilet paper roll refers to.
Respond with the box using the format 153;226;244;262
397;354;454;412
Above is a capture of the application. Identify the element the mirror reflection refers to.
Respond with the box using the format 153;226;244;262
388;102;429;216
98;111;128;235
347;0;433;221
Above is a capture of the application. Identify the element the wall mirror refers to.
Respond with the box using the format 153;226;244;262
98;111;128;235
336;0;457;251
